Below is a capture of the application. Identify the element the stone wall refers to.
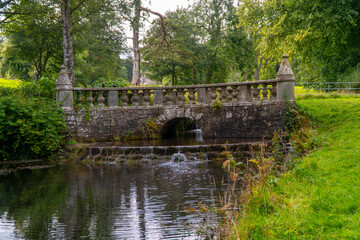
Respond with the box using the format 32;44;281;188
64;101;289;141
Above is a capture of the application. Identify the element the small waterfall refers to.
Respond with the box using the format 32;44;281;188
170;152;188;162
186;129;203;142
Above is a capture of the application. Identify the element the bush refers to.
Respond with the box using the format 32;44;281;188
91;78;130;88
0;94;68;161
19;75;57;100
337;63;360;92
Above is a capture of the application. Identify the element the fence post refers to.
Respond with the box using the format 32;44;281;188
276;54;295;101
56;65;73;110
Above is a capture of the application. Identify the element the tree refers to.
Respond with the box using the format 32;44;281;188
1;0;63;81
0;0;16;24
142;8;197;85
237;0;360;82
142;1;255;85
58;0;114;86
71;1;125;85
114;0;167;86
0;0;126;85
191;0;235;84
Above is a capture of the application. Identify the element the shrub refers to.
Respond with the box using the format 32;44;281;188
92;78;130;88
337;63;360;93
0;94;68;161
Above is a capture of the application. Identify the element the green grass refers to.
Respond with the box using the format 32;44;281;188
295;85;324;96
0;78;22;88
233;94;360;239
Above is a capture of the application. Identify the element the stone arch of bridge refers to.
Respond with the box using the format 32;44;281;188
161;117;198;139
154;107;204;138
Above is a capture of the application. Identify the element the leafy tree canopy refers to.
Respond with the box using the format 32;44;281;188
237;0;360;82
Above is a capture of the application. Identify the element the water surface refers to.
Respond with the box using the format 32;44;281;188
0;160;229;239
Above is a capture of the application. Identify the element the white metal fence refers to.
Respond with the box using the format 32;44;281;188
296;82;360;94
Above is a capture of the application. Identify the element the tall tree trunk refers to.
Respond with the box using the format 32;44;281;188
171;64;176;86
192;68;197;84
206;68;213;84
131;4;141;86
130;3;166;86
61;0;75;87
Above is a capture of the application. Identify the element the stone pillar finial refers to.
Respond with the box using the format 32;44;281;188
276;54;295;101
276;54;295;80
56;65;73;110
56;65;72;89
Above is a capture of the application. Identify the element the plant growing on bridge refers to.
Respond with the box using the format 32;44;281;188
212;98;223;111
141;118;160;139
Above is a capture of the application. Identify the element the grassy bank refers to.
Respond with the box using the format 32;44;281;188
0;78;21;88
232;94;360;239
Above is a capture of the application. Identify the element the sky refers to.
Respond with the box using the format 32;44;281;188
146;0;192;15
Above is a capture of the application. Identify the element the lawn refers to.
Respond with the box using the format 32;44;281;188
232;94;360;239
0;78;21;88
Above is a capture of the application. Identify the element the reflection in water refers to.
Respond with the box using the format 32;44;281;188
0;160;228;239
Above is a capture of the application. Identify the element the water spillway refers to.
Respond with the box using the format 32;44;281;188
68;139;268;163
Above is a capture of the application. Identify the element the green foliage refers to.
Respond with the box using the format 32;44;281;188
140;118;160;140
0;0;127;84
91;78;130;88
337;63;360;92
0;78;21;88
237;0;360;83
284;97;296;131
0;1;63;80
212;99;223;111
0;93;67;161
142;2;255;85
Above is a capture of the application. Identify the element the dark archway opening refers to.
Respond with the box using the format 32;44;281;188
162;118;199;139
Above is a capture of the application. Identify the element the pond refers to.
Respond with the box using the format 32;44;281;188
0;159;232;239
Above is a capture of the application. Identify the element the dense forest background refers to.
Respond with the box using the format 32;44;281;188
0;0;359;86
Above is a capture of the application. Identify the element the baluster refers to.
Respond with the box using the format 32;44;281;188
210;87;217;103
98;90;105;107
86;90;94;107
188;88;195;105
78;90;84;106
239;85;252;102
121;90;128;107
108;90;118;107
252;84;260;101
143;89;151;106
177;88;185;106
262;84;269;101
270;82;277;101
197;87;207;104
231;85;239;104
131;90;139;106
220;87;227;103
163;89;171;105
154;90;163;105
138;90;145;106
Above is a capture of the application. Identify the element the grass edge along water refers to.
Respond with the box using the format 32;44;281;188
228;94;360;239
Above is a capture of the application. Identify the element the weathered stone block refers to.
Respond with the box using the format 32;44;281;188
108;91;118;107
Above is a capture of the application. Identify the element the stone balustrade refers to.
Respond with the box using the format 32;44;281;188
56;55;295;110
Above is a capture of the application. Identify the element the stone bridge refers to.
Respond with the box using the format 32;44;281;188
56;55;295;141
